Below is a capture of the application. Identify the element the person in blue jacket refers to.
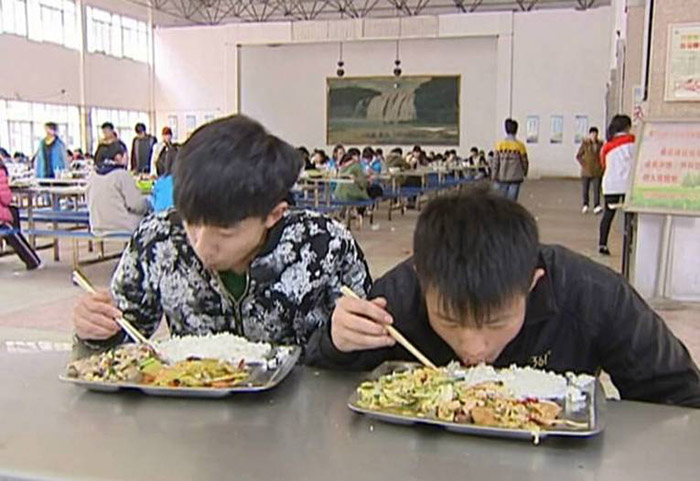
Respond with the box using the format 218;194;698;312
151;139;178;213
34;122;68;179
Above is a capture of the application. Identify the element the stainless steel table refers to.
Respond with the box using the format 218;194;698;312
0;351;698;481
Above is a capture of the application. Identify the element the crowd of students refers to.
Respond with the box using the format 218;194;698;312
70;114;700;407
0;121;180;269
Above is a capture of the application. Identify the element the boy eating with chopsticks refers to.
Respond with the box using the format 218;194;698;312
73;115;370;359
319;187;700;407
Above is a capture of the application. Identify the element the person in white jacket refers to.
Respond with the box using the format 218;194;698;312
599;115;635;256
86;143;150;234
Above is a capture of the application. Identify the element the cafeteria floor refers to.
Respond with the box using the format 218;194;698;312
1;178;699;364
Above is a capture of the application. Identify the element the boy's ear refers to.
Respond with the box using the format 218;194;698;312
264;201;288;229
530;268;545;292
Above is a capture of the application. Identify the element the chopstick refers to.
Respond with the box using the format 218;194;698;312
340;286;438;370
71;269;152;347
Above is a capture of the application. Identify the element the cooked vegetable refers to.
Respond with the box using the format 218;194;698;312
146;359;249;388
356;366;568;431
66;346;249;388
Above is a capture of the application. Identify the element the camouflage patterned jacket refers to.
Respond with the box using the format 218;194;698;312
78;209;371;361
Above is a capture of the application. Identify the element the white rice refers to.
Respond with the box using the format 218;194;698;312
156;333;272;365
450;363;594;400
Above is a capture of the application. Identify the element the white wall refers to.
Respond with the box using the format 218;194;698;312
511;8;612;177
240;37;498;153
0;34;80;106
152;7;615;177
153;25;229;137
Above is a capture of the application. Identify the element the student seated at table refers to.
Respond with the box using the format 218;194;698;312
86;144;150;234
151;145;176;213
73;115;371;358
317;187;700;407
0;159;41;270
334;153;382;203
385;148;410;171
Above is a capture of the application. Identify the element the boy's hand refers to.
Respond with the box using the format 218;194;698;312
74;291;122;340
331;296;396;353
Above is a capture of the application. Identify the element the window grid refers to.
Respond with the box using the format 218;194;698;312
86;6;148;63
0;99;81;158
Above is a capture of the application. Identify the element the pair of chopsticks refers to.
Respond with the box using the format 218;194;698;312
340;286;437;370
72;269;154;349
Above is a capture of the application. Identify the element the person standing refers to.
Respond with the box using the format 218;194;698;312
599;115;635;256
94;123;128;168
130;123;157;174
150;127;180;176
491;118;529;201
576;127;604;214
33;122;68;179
0;159;41;270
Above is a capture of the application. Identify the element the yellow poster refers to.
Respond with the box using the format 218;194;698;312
665;23;700;102
626;121;700;214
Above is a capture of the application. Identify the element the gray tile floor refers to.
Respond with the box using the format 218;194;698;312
1;179;698;363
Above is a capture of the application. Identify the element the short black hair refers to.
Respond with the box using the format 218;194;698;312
376;148;383;155
101;122;114;131
390;147;403;155
45;122;58;132
413;186;540;327
174;114;302;227
589;126;599;134
297;146;310;157
470;146;479;154
347;147;361;158
607;115;632;140
135;123;147;133
412;145;422;153
362;146;375;160
505;118;518;136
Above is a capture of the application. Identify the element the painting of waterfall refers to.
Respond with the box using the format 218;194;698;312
327;76;460;145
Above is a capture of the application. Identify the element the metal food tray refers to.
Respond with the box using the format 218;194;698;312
59;346;301;398
348;361;606;443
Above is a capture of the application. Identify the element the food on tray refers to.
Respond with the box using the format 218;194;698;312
156;333;273;365
144;358;249;388
66;344;153;383
64;333;282;388
355;363;593;431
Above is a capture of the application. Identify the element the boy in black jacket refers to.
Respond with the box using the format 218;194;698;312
316;187;700;408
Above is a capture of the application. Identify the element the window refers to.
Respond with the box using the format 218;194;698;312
89;107;149;154
1;0;79;49
86;6;148;62
35;0;79;48
0;99;81;157
0;0;28;36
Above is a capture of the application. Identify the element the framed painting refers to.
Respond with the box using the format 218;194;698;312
327;75;460;146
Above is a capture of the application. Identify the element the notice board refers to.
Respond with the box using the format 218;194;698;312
625;120;700;215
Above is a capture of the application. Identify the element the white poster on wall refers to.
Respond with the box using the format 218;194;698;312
550;115;564;144
574;115;588;143
167;115;179;141
665;23;700;102
526;116;539;144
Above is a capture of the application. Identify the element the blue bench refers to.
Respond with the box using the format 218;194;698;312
20;209;90;225
25;229;132;268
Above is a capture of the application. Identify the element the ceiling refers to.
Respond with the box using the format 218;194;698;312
132;0;608;26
